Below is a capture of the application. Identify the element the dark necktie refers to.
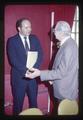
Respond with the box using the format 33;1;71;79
24;36;29;53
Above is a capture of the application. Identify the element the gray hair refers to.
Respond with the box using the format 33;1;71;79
55;21;71;36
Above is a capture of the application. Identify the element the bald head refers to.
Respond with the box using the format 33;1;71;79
55;21;71;36
53;21;71;41
16;18;32;36
16;18;31;31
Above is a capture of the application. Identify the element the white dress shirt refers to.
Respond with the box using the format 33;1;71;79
19;33;30;49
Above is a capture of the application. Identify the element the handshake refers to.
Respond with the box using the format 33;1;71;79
25;68;41;79
25;68;53;85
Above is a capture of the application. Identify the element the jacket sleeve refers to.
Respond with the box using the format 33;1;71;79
7;38;27;75
33;36;43;69
40;45;74;81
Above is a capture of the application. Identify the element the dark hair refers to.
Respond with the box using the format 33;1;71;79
16;18;30;31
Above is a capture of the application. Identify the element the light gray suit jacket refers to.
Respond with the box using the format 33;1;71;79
40;38;78;100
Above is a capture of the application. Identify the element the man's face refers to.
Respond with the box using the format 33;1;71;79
18;20;32;36
53;29;61;41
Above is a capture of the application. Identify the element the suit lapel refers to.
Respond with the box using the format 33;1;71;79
17;34;26;54
52;39;69;69
29;35;31;51
29;35;35;51
52;45;64;68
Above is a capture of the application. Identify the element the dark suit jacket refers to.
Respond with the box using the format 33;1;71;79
7;33;43;79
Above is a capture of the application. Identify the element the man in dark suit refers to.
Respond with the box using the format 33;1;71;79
7;18;43;115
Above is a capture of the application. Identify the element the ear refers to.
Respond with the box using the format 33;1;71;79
18;27;21;32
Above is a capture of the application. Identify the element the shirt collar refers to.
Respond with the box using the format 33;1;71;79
19;33;29;40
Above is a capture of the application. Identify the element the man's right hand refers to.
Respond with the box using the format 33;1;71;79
25;68;40;79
